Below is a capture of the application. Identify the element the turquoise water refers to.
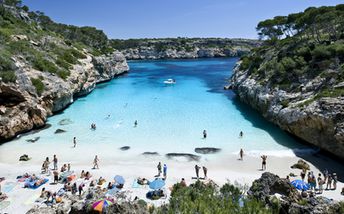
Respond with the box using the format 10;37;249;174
0;58;310;164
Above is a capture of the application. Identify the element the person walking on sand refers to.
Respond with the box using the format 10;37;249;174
203;130;207;139
78;183;84;197
157;162;162;176
93;155;99;169
261;155;267;170
195;165;201;178
202;166;208;179
239;149;244;160
53;155;58;170
73;137;77;148
163;164;167;179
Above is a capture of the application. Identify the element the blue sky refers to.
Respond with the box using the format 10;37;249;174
23;0;343;39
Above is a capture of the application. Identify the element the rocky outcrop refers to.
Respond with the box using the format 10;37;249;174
0;52;128;141
194;147;221;154
120;38;261;60
231;63;344;160
248;172;343;214
166;153;201;161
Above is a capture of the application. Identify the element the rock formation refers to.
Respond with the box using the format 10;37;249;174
231;63;344;160
118;38;261;60
0;52;128;141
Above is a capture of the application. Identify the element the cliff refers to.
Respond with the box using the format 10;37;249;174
111;38;261;60
231;4;344;159
0;3;129;141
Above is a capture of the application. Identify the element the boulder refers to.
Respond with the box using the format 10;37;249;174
142;152;159;156
166;153;201;161
55;129;66;134
26;137;40;143
291;159;310;170
58;118;73;126
19;154;30;161
120;146;130;151
195;147;221;154
248;172;299;202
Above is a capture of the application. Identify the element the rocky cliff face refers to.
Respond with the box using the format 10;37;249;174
231;62;344;159
118;38;260;60
0;52;128;141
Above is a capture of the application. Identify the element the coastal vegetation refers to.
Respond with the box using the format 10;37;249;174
239;4;344;96
0;0;113;83
156;181;275;214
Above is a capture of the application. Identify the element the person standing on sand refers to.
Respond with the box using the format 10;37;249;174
67;163;71;172
261;155;267;170
78;183;84;197
53;171;59;184
326;174;332;190
202;166;208;179
300;169;306;181
239;149;244;160
163;164;167;179
332;173;337;190
53;155;58;170
317;173;323;194
73;137;77;148
157;162;162;176
195;165;200;178
203;130;207;139
93;155;99;169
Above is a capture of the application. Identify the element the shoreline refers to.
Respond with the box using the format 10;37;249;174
1;153;343;213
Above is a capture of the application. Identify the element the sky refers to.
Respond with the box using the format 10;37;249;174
23;0;343;40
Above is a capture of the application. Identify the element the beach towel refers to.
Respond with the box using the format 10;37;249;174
106;187;120;196
132;179;140;188
2;182;17;193
25;178;49;189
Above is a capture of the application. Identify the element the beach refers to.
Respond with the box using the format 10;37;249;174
1;151;343;213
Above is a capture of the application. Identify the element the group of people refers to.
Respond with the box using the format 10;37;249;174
156;162;168;179
194;165;207;179
90;123;97;130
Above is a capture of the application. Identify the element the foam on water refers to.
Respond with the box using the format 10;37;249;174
0;58;310;164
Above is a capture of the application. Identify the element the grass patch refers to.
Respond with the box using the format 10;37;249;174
30;77;45;95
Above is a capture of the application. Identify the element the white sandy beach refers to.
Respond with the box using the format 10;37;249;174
0;152;343;213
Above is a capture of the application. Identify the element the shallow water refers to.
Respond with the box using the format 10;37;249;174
0;58;311;164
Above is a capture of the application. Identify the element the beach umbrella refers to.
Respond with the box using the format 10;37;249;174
92;199;113;212
114;175;125;185
291;179;310;190
149;179;165;190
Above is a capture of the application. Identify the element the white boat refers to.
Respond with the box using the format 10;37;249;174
163;79;176;84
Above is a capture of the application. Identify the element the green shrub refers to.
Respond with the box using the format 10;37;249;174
57;69;70;80
0;70;16;83
30;77;45;95
311;45;332;61
32;56;58;73
56;58;71;70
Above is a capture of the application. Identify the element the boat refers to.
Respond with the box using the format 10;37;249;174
163;79;176;84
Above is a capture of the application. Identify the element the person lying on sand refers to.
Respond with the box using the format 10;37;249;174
137;177;149;185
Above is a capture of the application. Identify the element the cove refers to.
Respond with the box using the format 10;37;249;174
0;58;311;164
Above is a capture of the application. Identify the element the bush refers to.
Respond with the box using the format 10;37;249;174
30;77;44;95
0;70;16;83
57;69;70;80
311;45;332;61
32;56;58;73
